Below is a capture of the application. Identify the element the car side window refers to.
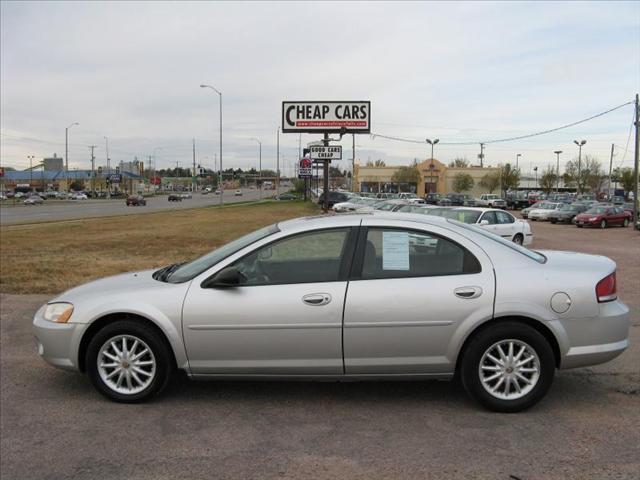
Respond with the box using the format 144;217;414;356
360;228;480;280
496;211;515;224
481;211;498;224
232;228;350;286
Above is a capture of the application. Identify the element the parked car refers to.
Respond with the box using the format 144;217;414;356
214;189;222;195
126;195;147;206
70;193;88;200
397;192;424;204
234;190;243;196
168;194;182;202
548;203;589;224
439;193;476;207
441;208;532;245
528;202;566;221
475;194;506;208
424;192;442;205
505;192;530;210
33;212;630;412
573;206;632;228
24;195;44;205
275;193;297;201
374;199;409;211
611;196;625;206
318;191;350;207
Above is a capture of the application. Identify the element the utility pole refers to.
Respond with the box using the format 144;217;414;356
65;122;79;192
516;153;521;169
90;145;97;194
276;127;280;197
479;143;485;167
607;143;615;199
554;151;562;193
192;138;197;192
633;93;639;229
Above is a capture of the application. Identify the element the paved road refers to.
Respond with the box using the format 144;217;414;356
0;220;638;479
0;189;268;225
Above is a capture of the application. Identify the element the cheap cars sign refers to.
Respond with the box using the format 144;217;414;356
282;101;371;133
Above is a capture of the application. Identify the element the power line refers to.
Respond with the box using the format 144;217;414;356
370;100;635;146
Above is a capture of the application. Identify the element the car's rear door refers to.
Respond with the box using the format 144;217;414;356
343;218;495;375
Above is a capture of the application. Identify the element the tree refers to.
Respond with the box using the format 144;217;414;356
479;172;500;193
619;168;637;198
391;164;421;190
448;157;470;168
539;166;557;194
501;163;521;193
564;155;603;194
292;179;306;194
69;180;85;191
452;173;474;193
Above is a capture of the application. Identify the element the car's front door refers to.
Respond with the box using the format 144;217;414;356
343;220;495;375
182;227;356;375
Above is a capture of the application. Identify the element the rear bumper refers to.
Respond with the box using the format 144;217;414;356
559;300;630;369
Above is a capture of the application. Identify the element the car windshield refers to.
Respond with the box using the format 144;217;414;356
441;209;482;223
448;220;546;264
586;207;608;214
165;224;280;283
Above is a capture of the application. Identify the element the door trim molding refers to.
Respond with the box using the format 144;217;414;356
344;320;453;328
188;322;341;331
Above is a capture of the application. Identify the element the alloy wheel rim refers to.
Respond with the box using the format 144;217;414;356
97;335;156;395
478;339;540;401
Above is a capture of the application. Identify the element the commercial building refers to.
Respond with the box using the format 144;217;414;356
354;158;501;197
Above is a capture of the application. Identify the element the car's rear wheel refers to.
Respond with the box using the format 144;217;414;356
460;322;555;412
513;233;524;245
600;219;607;229
86;320;172;403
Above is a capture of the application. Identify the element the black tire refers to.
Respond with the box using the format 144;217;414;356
600;219;607;229
550;220;556;224
513;233;524;245
576;224;583;228
86;320;173;403
460;321;555;412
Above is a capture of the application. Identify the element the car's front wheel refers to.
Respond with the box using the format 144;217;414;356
600;219;607;229
86;320;172;403
460;321;555;412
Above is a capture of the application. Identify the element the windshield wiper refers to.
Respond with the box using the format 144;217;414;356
153;262;185;282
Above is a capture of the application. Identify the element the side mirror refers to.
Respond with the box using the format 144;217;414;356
479;219;490;225
202;266;246;289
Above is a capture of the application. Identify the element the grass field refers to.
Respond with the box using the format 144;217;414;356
0;201;318;294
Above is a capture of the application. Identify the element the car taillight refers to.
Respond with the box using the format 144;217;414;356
596;272;617;303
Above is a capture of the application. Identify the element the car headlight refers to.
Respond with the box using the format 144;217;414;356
43;303;74;323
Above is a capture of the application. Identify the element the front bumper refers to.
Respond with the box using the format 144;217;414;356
560;300;630;369
32;306;87;372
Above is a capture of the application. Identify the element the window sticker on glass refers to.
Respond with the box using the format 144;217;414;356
382;231;410;270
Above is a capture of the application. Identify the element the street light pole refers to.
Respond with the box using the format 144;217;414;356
65;122;79;192
573;139;587;194
426;139;439;195
200;84;223;206
250;138;262;199
276;127;280;197
554;150;562;193
28;155;34;191
516;153;521;169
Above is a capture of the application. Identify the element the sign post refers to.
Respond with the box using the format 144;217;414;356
282;101;370;212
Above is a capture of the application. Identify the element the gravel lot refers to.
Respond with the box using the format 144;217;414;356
1;218;638;479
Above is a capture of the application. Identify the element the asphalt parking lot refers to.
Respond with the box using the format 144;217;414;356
1;218;638;479
0;189;266;225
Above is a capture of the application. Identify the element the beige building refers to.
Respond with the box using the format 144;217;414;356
354;158;501;197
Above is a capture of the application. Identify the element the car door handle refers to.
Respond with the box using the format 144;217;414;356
454;287;483;299
302;293;332;306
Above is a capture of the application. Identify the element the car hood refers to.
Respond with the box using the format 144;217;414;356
52;269;163;303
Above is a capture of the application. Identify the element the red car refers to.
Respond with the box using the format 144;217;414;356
573;205;631;229
126;195;146;206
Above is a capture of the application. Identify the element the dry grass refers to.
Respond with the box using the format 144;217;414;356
0;201;318;294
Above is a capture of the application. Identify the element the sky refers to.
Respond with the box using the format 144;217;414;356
1;1;638;177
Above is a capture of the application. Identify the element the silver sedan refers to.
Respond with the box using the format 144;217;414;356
33;212;630;411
